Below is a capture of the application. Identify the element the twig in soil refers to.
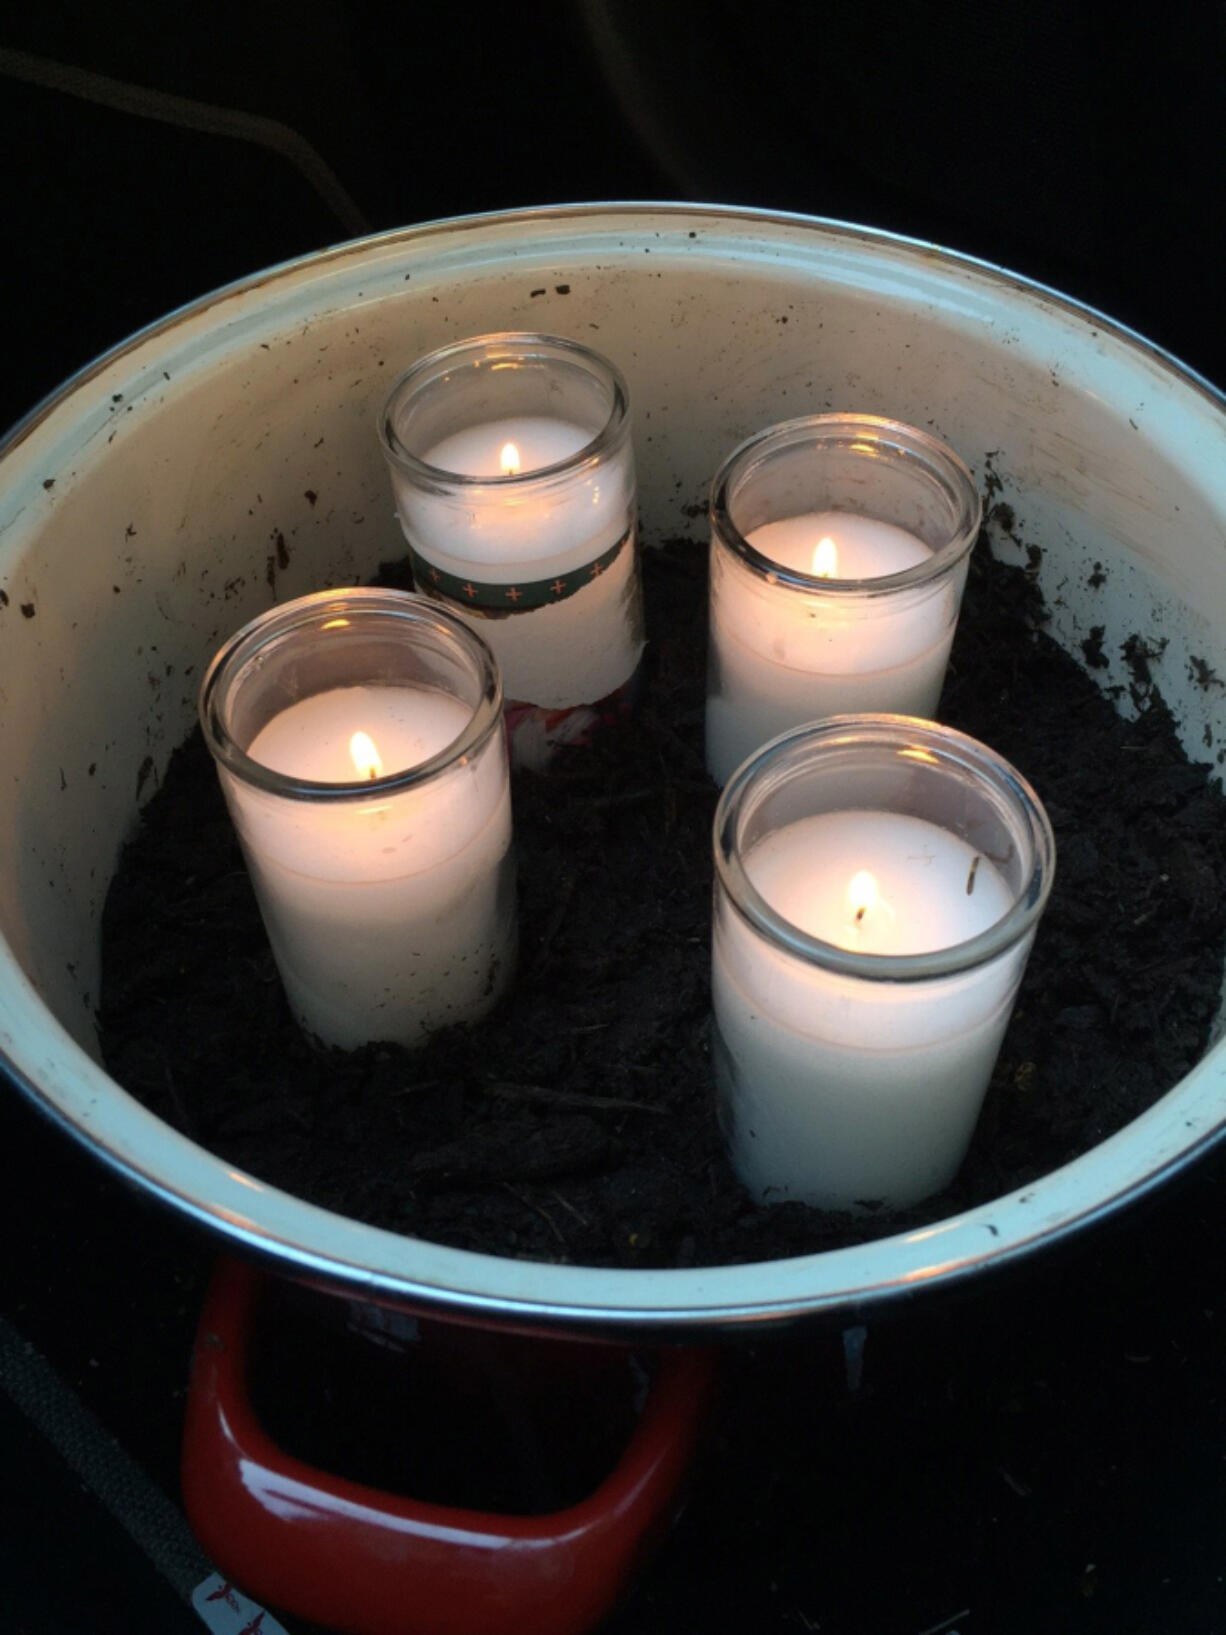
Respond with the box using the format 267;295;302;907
549;1189;591;1229
490;1077;667;1115
641;712;702;765
276;1085;314;1134
915;1612;971;1635
582;786;663;809
390;1079;441;1098
499;1183;568;1250
488;1080;668;1116
1131;950;1202;981
530;872;578;976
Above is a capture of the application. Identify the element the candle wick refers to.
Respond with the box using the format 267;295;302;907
368;767;377;781
855;905;866;924
966;855;981;896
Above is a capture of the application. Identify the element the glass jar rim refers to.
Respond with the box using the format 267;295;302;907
710;412;983;597
713;714;1056;982
199;588;504;802
378;331;630;489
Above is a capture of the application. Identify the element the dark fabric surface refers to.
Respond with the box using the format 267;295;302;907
0;1387;200;1634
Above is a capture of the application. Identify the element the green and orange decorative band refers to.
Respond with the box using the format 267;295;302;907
407;528;633;617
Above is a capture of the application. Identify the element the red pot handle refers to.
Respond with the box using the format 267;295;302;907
182;1258;717;1635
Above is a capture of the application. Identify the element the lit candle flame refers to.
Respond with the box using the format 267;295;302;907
847;869;879;926
349;730;383;781
812;536;838;578
499;440;521;476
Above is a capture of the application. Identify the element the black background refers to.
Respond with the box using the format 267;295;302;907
3;5;1226;1633
2;1;1224;431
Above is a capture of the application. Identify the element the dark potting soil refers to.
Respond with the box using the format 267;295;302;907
98;521;1226;1269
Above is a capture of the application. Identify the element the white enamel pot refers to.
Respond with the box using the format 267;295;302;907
2;204;1224;1336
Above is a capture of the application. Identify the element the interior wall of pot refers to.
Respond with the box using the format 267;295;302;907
1;210;1224;1062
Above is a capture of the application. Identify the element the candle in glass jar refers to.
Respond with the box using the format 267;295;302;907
201;592;516;1052
381;336;644;750
714;812;1017;1209
707;512;952;785
705;415;981;786
414;414;633;582
711;717;1054;1213
227;685;512;1050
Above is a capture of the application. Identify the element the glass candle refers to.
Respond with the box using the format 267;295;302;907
712;715;1055;1210
379;332;644;768
705;414;982;785
200;589;516;1050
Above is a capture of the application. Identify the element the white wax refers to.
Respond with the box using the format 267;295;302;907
751;810;1011;954
248;684;470;781
706;510;962;785
426;416;591;479
220;684;515;1049
389;416;643;711
713;810;1030;1209
750;512;931;579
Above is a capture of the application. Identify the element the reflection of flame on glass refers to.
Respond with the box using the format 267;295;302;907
846;869;879;927
812;536;838;578
499;441;521;476
349;731;383;781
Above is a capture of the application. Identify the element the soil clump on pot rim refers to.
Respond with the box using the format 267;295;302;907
99;520;1226;1269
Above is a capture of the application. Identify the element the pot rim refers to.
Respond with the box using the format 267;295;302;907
3;201;1225;1336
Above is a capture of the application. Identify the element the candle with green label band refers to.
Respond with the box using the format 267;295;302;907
200;590;516;1051
712;717;1055;1210
380;334;644;760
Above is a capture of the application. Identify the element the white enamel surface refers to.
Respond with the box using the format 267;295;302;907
1;204;1225;1331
